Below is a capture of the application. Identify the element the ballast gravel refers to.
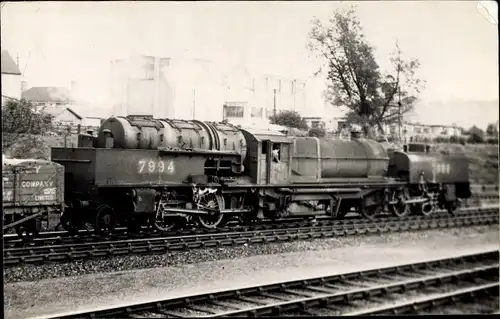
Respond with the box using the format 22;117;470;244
4;224;498;283
4;225;498;319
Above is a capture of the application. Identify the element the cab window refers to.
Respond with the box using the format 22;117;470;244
272;143;281;163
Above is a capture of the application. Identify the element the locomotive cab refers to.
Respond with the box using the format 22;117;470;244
240;128;292;185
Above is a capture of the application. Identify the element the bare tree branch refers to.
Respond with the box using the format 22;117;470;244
308;6;425;134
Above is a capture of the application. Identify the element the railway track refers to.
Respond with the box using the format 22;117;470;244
3;206;498;267
4;187;498;246
4;204;496;249
39;250;499;318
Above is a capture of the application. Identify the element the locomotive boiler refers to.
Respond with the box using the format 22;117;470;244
96;116;247;157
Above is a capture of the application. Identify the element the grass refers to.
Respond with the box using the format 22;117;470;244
436;143;498;185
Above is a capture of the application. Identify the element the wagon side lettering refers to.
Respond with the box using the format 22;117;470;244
20;181;54;188
34;165;41;174
33;195;55;201
43;187;56;195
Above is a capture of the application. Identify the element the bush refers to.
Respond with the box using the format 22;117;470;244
466;125;485;144
486;137;499;145
2;99;53;158
269;110;309;130
308;127;326;138
2;99;53;134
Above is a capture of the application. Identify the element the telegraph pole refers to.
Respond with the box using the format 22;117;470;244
398;86;402;143
273;89;277;117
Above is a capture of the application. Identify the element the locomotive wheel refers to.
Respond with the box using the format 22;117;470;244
390;188;410;217
359;198;382;220
359;203;382;220
153;193;182;232
416;192;437;216
196;193;224;229
15;216;42;240
419;202;435;216
95;204;117;235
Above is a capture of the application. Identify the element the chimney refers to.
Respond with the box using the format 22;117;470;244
21;81;28;93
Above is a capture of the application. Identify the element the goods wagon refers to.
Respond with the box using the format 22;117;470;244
2;157;64;237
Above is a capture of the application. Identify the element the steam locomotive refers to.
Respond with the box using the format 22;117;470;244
3;115;471;237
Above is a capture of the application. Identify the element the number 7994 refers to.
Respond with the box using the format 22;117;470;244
137;159;175;174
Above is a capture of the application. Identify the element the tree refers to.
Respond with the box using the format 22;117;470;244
308;6;425;138
467;125;485;144
486;123;499;137
2;99;53;158
269;110;309;130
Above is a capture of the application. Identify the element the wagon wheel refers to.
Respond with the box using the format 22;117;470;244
95;204;116;235
196;193;225;229
390;188;410;217
15;216;42;240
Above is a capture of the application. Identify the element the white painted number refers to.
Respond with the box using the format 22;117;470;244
158;160;165;173
43;188;56;195
148;160;155;173
138;160;146;173
138;159;175;174
431;162;451;181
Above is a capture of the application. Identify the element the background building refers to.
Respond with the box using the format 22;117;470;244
21;81;105;131
109;55;310;123
1;50;22;105
110;55;225;121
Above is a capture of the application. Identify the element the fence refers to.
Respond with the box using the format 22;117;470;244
49;123;100;136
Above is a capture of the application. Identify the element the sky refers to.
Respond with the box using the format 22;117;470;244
1;1;498;129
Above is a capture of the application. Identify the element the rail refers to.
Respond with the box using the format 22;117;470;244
3;206;497;249
38;250;499;318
